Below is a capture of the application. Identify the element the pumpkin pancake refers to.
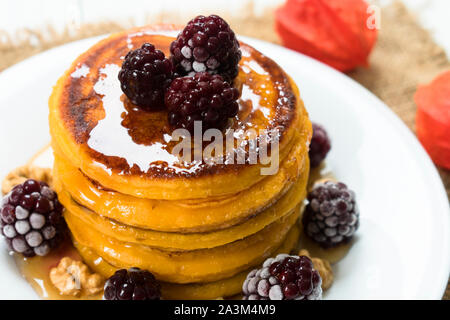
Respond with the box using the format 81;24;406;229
53;133;309;232
49;25;311;200
74;224;300;300
66;206;300;284
58;172;306;250
48;25;312;299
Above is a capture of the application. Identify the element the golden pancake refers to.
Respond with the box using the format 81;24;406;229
53;136;309;232
59;174;305;250
49;25;311;200
75;224;300;300
48;24;312;300
67;206;300;284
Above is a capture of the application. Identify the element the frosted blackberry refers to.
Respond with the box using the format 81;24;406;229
309;123;331;168
103;268;161;300
118;43;173;110
165;72;240;132
242;254;322;300
170;15;241;82
303;181;359;248
0;179;66;257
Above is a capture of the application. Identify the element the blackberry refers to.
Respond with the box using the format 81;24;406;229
242;254;322;300
118;43;173;110
170;15;242;82
309;123;331;168
103;268;161;300
165;72;240;132
303;181;359;248
0;179;66;257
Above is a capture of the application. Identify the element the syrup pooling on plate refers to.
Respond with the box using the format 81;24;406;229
13;240;102;300
84;42;288;176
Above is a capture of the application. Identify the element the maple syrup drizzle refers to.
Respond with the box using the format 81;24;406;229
86;45;276;177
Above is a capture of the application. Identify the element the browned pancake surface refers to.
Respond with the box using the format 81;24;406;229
55;27;298;178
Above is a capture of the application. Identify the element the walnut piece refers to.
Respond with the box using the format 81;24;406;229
2;165;53;195
49;257;104;297
299;249;334;290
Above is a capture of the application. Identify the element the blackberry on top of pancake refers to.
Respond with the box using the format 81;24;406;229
118;43;173;110
165;72;240;132
119;15;242;133
170;15;242;82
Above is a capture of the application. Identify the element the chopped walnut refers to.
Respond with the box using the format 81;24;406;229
2;165;53;195
49;257;104;297
299;249;334;290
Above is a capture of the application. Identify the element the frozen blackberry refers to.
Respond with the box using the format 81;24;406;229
103;268;161;300
170;15;242;82
118;43;173;110
303;181;359;248
309;123;331;168
165;72;240;132
0;179;66;257
243;254;322;300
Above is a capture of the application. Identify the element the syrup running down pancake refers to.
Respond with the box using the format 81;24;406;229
53;133;309;233
49;26;310;200
49;25;312;299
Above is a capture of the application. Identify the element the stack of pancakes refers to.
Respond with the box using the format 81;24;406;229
48;26;312;299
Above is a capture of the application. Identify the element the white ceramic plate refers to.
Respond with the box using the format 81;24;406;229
0;34;449;300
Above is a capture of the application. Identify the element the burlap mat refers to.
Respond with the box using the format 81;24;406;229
0;1;448;299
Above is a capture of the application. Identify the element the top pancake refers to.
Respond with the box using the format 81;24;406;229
49;25;311;200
